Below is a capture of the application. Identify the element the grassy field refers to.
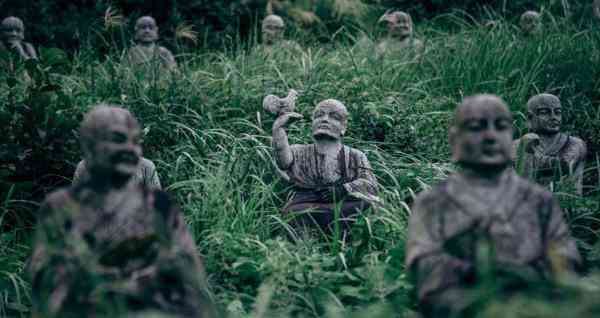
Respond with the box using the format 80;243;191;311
2;13;600;317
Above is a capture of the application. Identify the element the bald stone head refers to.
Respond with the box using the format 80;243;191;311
80;105;142;181
520;11;541;35
135;16;159;44
312;99;349;140
526;93;562;135
379;11;413;39
262;14;285;44
1;16;25;43
450;94;513;169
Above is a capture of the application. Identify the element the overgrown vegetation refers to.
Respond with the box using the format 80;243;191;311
2;7;600;318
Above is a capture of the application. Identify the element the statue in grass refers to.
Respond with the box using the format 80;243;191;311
269;94;380;235
0;16;37;60
28;105;214;318
406;94;581;317
595;0;600;21
256;14;301;54
72;113;161;190
519;10;542;36
512;94;586;195
125;16;177;71
375;10;423;58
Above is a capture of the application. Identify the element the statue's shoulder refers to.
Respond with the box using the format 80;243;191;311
158;45;174;56
510;170;552;200
567;135;586;149
141;157;157;170
345;145;367;158
40;188;76;218
412;177;453;213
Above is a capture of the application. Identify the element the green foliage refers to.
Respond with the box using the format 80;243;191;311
2;10;600;318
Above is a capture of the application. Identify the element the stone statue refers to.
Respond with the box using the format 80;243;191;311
73;156;161;189
0;16;37;60
256;14;301;54
595;0;600;21
271;98;380;233
520;10;542;36
28;105;214;317
376;11;423;57
125;16;177;71
406;94;580;317
512;94;586;195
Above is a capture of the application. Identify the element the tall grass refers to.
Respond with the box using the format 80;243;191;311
2;13;600;317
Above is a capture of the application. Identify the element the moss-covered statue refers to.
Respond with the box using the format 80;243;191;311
519;10;542;36
256;14;301;54
269;95;380;234
376;11;423;58
0;16;37;60
125;16;177;71
28;105;214;317
512;94;586;195
406;94;580;317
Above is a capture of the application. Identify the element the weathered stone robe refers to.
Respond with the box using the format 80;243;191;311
73;157;161;189
125;44;177;71
28;181;213;317
406;169;580;316
277;144;379;232
0;40;37;59
375;37;423;58
512;133;586;194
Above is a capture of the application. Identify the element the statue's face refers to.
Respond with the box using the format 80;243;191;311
450;96;513;168
388;13;412;39
84;108;142;180
520;12;541;35
262;16;284;44
135;17;159;44
1;17;24;43
528;97;562;135
312;101;348;140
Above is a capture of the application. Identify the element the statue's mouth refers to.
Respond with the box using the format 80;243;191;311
112;151;139;165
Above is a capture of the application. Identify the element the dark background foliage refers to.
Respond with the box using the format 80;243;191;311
0;0;594;51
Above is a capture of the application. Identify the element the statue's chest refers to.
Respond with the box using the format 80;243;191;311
75;194;158;244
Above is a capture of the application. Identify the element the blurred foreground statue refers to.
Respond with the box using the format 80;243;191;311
376;11;422;57
406;94;580;317
519;10;542;36
512;94;586;195
256;14;301;54
29;105;214;317
0;16;37;60
125;16;177;71
270;96;380;235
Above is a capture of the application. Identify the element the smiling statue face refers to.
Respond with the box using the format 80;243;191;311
312;99;348;140
80;106;142;181
135;16;159;44
450;94;513;168
1;17;24;43
384;11;413;39
527;93;562;135
262;15;284;45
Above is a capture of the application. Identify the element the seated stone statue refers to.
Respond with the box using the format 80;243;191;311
406;94;580;317
512;93;586;195
255;14;301;54
376;11;423;58
28;105;214;317
0;16;37;60
125;16;177;71
73;156;161;189
271;98;380;233
520;10;541;36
